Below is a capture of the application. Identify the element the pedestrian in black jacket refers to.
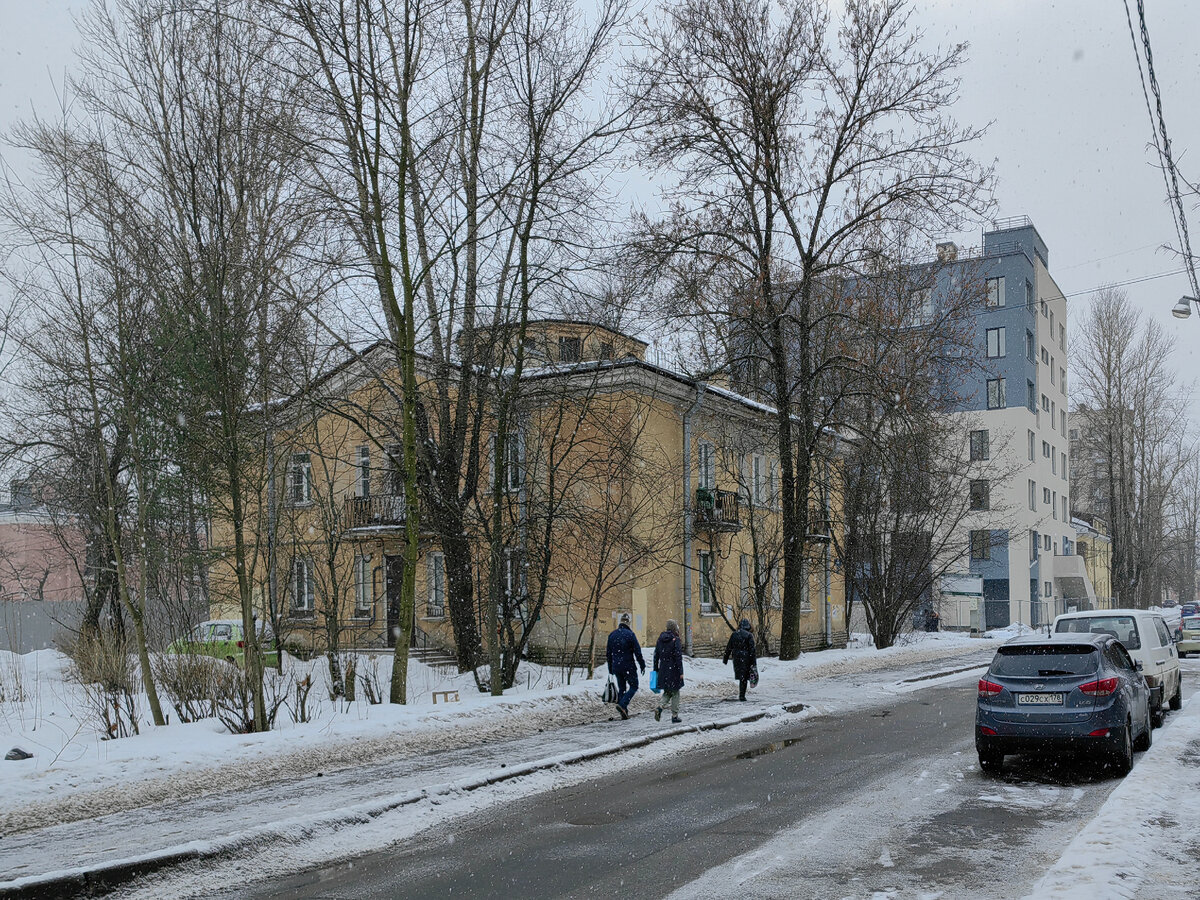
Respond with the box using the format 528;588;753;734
605;612;646;719
723;618;758;701
653;619;685;723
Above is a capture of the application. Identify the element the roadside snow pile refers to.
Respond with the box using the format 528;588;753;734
0;630;989;833
1025;694;1200;899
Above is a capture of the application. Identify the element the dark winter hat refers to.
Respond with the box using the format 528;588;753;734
619;612;631;625
740;618;751;630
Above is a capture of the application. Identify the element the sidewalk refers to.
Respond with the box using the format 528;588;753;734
1025;689;1200;899
0;641;995;898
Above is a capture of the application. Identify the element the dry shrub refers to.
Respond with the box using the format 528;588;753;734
152;654;223;723
357;655;383;705
344;655;357;702
288;674;313;724
62;634;140;739
211;664;290;734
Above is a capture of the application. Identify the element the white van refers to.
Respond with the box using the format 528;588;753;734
1052;608;1182;726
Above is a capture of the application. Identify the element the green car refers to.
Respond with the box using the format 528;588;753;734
166;619;280;668
1179;616;1200;658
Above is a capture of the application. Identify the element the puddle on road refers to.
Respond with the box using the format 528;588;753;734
735;737;803;760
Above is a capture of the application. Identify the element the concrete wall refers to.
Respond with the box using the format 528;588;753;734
0;599;87;653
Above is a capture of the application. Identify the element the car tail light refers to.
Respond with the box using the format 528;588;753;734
978;726;997;736
1079;677;1119;697
1087;728;1110;737
978;679;1004;699
237;640;245;649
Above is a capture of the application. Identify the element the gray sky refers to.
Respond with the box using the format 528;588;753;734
1;0;1198;402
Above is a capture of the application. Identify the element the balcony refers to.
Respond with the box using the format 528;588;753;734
344;494;406;533
693;488;741;533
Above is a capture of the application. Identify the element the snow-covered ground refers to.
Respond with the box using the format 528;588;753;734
0;629;994;828
1026;685;1200;899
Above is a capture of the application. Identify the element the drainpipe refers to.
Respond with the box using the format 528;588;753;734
823;450;832;647
682;383;706;655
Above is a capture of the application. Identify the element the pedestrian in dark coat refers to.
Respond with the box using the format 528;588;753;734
653;619;685;723
723;618;758;701
605;612;645;719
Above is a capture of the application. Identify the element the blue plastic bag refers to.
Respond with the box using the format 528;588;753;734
649;670;661;693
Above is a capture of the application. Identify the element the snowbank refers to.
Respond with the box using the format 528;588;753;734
1025;693;1200;899
0;630;989;833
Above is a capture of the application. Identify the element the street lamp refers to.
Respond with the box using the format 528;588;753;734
1171;296;1198;319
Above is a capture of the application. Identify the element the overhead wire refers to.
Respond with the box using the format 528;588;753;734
1122;0;1200;299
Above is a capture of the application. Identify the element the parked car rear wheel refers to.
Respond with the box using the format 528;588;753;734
1169;679;1183;711
1110;719;1133;775
978;750;1003;775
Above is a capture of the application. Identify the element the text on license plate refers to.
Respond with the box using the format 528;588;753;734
1017;693;1064;705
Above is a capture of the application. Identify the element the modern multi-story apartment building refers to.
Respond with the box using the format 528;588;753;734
946;217;1093;628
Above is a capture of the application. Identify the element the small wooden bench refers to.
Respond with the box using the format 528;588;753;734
431;690;460;704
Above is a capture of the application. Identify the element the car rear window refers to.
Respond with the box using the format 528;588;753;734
992;644;1099;677
1184;617;1200;632
1054;615;1141;650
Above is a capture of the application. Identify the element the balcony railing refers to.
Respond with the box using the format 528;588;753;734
694;488;741;532
344;494;406;531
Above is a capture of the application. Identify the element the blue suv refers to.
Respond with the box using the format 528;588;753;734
976;633;1152;776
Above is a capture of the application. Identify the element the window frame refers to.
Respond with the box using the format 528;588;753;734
987;377;1006;410
986;327;1006;359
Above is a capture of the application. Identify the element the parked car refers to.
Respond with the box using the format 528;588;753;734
166;619;279;668
1053;608;1181;727
1178;615;1200;658
976;633;1152;776
1180;603;1200;620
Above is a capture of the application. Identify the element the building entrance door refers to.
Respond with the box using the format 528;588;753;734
385;554;404;648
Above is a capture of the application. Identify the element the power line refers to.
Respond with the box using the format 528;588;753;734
1123;0;1200;299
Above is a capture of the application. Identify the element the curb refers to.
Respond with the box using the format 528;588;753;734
0;703;806;900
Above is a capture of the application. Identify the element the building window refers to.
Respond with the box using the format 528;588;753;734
354;554;372;617
753;454;770;505
987;378;1006;409
1043;487;1051;504
907;288;934;326
698;551;715;613
559;336;581;362
986;276;1005;308
986;327;1006;358
289;454;313;505
1051;491;1058;519
1051;400;1056;427
1041;298;1048;318
970;530;990;561
1050;362;1056;385
1030;530;1039;562
385;444;405;497
1069;427;1079;441
970;429;990;461
1041;347;1049;364
599;342;614;361
1028;429;1035;461
1028;480;1037;511
1051;450;1057;475
427;552;445;618
490;434;523;493
291;557;314;612
1061;452;1068;480
1059;323;1066;351
1061;410;1067;435
970;480;990;511
1044;534;1052;551
357;445;371;498
771;566;782;609
740;554;751;607
1062;496;1068;521
1026;380;1036;413
1042;440;1051;459
1044;580;1053;598
503;549;524;609
1060;368;1067;393
698;441;715;491
1025;330;1035;362
1041;394;1050;412
1026;280;1034;308
1049;310;1055;333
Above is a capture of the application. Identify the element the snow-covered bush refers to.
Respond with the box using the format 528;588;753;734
152;653;223;723
62;635;140;739
357;655;383;705
210;664;290;733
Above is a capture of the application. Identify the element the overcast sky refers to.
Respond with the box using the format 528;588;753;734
2;0;1198;405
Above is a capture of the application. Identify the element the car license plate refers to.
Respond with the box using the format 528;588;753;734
1017;693;1064;705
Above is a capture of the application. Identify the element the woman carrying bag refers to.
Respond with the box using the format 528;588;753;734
652;619;685;723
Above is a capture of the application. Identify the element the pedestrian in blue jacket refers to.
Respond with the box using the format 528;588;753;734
605;612;645;719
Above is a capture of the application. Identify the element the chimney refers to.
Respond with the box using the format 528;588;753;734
936;241;959;262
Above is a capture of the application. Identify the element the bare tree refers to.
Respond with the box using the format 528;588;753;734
1073;287;1190;608
631;0;992;658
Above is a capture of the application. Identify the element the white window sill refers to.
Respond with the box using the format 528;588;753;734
422;615;446;622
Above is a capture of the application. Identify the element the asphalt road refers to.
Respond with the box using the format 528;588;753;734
229;662;1200;900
